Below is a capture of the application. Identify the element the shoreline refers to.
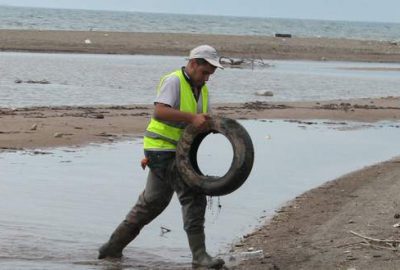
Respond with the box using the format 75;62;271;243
2;29;400;269
1;29;400;63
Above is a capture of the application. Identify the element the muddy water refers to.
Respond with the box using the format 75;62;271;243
1;120;400;269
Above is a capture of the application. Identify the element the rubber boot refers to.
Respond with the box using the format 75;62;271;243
187;232;225;269
98;220;140;259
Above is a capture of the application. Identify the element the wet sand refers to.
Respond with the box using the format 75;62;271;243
1;29;400;62
234;157;400;270
1;97;400;150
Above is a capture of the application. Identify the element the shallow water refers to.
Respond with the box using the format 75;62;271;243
1;52;400;108
1;120;400;269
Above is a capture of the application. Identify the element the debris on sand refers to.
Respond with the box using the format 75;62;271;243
243;101;290;110
30;123;38;131
53;132;63;138
219;56;273;69
15;79;50;84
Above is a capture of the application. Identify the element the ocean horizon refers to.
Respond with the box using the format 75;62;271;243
1;5;400;42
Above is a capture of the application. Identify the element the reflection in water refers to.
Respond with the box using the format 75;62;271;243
1;120;400;269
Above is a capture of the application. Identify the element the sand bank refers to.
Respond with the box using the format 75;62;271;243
1;29;400;62
1;97;400;150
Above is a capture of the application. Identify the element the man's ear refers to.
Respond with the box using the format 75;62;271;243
188;59;197;69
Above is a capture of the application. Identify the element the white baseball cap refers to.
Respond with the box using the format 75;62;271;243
189;45;223;69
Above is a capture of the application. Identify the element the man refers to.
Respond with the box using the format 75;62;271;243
98;45;225;269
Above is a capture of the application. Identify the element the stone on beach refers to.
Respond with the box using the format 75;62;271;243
53;132;63;138
30;124;38;131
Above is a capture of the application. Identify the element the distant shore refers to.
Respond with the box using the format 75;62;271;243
1;29;400;62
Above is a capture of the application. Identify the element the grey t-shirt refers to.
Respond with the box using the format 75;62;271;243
154;74;210;113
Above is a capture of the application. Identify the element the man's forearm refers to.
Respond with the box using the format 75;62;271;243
154;104;195;124
154;104;209;129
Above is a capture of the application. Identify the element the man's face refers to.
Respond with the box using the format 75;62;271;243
190;61;217;87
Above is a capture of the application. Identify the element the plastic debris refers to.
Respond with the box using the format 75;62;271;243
239;249;264;260
30;124;38;131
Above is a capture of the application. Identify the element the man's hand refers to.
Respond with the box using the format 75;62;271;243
154;103;211;131
191;113;211;131
140;157;149;170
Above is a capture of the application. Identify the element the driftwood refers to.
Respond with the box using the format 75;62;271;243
219;56;272;70
15;79;50;84
349;230;400;251
219;57;245;66
275;33;292;38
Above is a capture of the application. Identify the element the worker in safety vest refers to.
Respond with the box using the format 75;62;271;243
99;45;225;269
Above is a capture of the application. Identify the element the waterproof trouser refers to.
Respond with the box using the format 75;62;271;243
99;151;207;259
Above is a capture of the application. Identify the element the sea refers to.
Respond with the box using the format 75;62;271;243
1;5;400;41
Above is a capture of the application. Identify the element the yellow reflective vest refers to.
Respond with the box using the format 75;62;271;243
143;69;208;150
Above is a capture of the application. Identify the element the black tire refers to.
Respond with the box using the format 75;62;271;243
176;117;254;196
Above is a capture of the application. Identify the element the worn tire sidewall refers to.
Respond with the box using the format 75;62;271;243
176;117;254;196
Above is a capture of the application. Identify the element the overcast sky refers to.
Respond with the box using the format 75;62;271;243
1;0;399;23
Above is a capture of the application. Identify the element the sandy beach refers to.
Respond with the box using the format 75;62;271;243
1;30;400;269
